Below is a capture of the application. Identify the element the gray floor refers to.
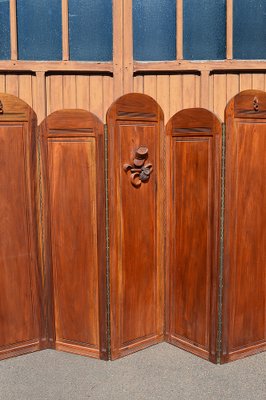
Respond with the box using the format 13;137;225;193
0;344;265;400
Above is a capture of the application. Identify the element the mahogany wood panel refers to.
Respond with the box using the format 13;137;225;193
222;90;266;362
166;108;222;363
39;110;107;360
0;93;41;360
107;93;164;359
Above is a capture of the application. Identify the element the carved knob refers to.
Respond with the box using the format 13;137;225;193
123;146;153;188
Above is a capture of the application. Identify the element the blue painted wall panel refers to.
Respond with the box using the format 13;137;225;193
133;0;176;61
69;0;113;61
17;0;62;60
183;0;226;60
234;0;266;59
0;0;10;60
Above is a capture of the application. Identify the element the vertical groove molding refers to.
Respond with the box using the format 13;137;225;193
123;0;133;93
10;0;18;60
62;0;69;61
177;0;183;59
201;71;210;109
35;72;46;123
113;0;124;98
226;0;233;59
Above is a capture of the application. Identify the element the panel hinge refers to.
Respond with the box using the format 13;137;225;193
217;122;226;364
104;123;111;360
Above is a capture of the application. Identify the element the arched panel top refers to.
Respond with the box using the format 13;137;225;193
226;90;266;120
0;92;36;122
166;108;221;137
39;109;104;137
107;93;164;123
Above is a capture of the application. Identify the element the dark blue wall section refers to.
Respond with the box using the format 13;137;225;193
234;0;266;59
0;0;10;59
133;0;176;61
17;0;62;60
183;0;226;60
69;0;113;61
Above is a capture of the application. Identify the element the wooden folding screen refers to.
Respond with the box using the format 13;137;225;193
222;90;266;362
0;93;42;360
107;94;164;359
166;109;222;362
39;110;107;359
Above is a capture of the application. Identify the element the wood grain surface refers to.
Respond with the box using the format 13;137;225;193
0;93;41;360
39;110;107;360
166;108;222;362
107;94;165;359
222;90;266;362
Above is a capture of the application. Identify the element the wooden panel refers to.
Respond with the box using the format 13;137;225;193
222;90;266;362
166;108;222;363
107;94;164;359
40;110;107;359
0;93;41;360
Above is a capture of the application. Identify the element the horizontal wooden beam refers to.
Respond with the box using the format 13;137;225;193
0;61;113;73
134;60;266;73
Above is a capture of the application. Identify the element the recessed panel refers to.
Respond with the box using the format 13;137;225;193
0;125;37;347
120;124;157;346
228;122;266;351
170;138;211;350
48;138;99;350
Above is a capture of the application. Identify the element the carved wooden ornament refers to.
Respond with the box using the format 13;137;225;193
123;146;153;188
253;96;259;112
0;100;3;114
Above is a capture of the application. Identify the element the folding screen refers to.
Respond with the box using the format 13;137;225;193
107;94;165;359
166;108;222;362
0;93;42;360
222;90;266;362
39;110;107;359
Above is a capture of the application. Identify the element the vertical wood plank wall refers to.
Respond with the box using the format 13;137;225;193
0;73;265;122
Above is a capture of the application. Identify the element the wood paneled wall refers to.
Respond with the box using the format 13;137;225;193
1;72;266;123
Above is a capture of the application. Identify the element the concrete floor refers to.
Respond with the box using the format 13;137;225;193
0;343;265;400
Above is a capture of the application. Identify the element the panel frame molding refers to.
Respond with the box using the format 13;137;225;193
107;93;165;360
165;108;222;363
222;89;266;363
0;92;42;360
39;109;107;360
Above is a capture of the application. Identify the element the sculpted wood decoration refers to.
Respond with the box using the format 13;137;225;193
0;100;3;114
253;96;259;112
123;146;153;187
